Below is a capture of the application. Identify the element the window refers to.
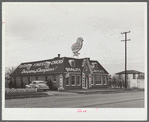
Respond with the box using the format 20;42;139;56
36;76;38;80
92;63;98;69
133;74;136;79
95;76;102;85
95;64;98;69
103;76;107;85
71;75;76;86
119;74;121;79
77;75;81;86
66;78;70;86
71;61;75;67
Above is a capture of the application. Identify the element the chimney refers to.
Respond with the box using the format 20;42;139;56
58;54;60;58
85;57;90;61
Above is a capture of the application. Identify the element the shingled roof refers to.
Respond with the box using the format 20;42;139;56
115;70;144;74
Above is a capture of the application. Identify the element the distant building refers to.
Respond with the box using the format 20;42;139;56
115;70;144;88
11;54;109;90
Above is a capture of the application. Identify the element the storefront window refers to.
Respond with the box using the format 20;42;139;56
95;76;102;85
77;75;81;86
71;75;76;86
66;78;70;86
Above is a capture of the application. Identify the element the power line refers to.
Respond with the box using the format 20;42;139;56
121;31;131;89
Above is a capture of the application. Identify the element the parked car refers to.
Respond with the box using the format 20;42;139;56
25;81;49;91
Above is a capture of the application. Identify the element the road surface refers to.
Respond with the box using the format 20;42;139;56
5;91;144;108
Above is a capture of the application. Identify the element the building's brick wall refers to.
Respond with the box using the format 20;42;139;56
16;77;21;87
30;76;36;82
38;76;46;81
46;74;60;90
23;76;28;86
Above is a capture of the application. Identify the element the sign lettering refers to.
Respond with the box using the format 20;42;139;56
21;67;57;74
93;70;104;73
33;59;64;67
19;64;32;68
65;67;81;72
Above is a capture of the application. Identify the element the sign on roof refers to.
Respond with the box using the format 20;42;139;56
12;58;64;76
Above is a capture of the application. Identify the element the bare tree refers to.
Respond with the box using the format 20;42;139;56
5;66;16;88
112;75;120;88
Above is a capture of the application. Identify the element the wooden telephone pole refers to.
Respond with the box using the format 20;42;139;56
121;31;131;89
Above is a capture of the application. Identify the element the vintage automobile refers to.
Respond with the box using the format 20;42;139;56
25;81;49;91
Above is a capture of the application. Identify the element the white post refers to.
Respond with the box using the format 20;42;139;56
82;73;85;89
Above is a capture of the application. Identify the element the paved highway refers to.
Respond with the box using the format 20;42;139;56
5;91;144;108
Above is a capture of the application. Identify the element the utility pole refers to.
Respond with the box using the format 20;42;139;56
121;31;131;89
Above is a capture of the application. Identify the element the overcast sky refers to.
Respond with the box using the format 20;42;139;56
3;2;147;75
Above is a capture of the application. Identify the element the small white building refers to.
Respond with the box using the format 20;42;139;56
115;70;144;89
137;74;144;89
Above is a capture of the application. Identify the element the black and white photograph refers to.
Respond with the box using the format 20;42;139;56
2;2;147;120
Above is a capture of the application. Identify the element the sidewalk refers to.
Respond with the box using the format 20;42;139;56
5;88;144;99
65;88;144;94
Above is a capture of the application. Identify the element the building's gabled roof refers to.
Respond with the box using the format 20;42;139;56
11;57;65;76
115;70;144;75
89;60;109;74
11;56;109;76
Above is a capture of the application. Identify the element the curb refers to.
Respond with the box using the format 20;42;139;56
5;94;52;99
69;89;144;94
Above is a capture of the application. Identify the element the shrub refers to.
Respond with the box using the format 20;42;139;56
58;87;64;92
5;88;37;96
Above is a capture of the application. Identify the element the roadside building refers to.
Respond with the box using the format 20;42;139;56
137;74;144;89
115;70;145;88
10;54;109;90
